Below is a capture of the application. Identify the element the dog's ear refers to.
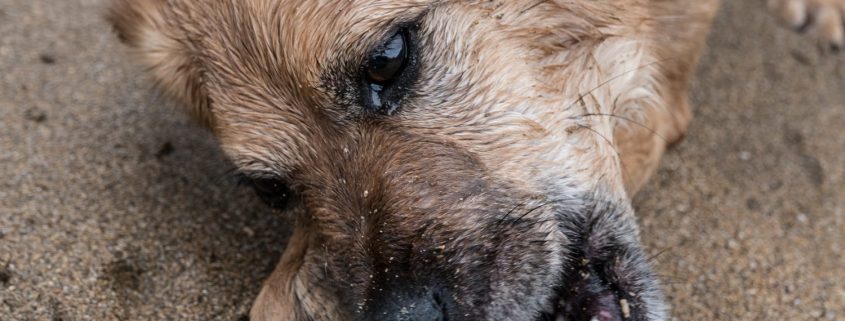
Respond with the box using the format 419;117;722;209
107;0;213;127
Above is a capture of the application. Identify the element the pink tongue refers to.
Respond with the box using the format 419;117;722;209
561;290;624;321
589;292;623;321
596;293;622;321
561;270;627;321
593;310;617;321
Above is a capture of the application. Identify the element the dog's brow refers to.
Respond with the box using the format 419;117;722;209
347;3;431;50
321;3;432;86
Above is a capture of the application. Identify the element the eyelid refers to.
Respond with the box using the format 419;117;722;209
358;12;426;67
359;26;409;71
364;30;408;90
246;171;285;180
232;169;290;186
232;158;293;178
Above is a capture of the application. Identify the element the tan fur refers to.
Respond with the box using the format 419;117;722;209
616;0;720;192
108;0;213;126
769;0;845;48
108;1;836;320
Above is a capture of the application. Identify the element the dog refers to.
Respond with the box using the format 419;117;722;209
107;0;844;320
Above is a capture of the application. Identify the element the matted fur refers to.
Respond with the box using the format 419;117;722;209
107;0;842;320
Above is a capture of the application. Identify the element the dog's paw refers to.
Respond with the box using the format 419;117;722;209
769;0;845;49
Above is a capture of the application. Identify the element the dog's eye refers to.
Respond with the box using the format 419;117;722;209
360;28;416;115
366;31;408;84
250;178;295;210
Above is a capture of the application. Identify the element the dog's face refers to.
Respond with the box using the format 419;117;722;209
110;0;668;320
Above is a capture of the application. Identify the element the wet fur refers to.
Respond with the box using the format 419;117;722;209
106;0;834;320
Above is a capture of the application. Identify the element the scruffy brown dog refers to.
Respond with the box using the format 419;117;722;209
108;1;843;320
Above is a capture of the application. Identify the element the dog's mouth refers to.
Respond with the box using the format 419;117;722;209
535;265;631;321
536;290;627;321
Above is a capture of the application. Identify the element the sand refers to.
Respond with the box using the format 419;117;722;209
1;1;843;320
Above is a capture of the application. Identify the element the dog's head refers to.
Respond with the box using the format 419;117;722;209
110;1;668;320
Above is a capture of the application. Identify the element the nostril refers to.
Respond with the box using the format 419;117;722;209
431;291;448;321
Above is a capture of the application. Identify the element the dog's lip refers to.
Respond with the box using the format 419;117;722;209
536;290;625;321
566;290;625;321
534;265;628;321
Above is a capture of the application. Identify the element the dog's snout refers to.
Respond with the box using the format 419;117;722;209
369;288;446;321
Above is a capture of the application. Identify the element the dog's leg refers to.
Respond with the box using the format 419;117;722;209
769;0;845;48
616;0;721;195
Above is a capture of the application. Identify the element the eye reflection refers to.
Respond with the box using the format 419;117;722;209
366;31;408;84
359;27;415;115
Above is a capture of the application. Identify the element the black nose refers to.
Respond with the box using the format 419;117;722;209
369;288;446;321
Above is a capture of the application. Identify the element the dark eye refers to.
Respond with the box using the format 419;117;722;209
250;178;295;210
366;31;408;84
361;28;417;115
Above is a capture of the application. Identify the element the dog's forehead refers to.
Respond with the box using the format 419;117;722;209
193;0;576;105
195;0;643;195
196;0;432;80
201;0;498;166
187;0;438;167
